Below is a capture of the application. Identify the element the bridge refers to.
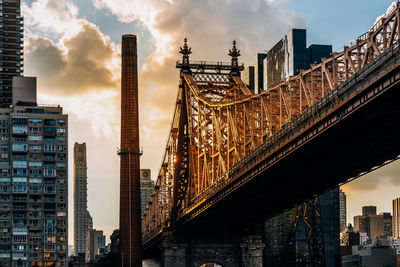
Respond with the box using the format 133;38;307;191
141;3;400;266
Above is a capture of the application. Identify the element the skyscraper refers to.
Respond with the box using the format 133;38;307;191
0;79;68;267
264;29;332;90
393;198;400;237
241;66;255;92
140;169;154;214
119;34;142;267
0;0;23;107
339;189;347;230
362;206;377;216
73;143;88;258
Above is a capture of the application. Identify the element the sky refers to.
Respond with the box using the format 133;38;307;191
20;0;400;244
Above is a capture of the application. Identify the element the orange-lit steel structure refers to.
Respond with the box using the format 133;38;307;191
142;2;400;248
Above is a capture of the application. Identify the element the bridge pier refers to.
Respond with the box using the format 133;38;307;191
158;232;265;267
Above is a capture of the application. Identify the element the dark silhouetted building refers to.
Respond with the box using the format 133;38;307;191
393;197;400;237
339;189;347;230
74;143;89;258
380;212;392;237
0;0;24;107
342;246;396;267
362;206;377;216
256;53;267;93
242;66;255;92
264;29;332;90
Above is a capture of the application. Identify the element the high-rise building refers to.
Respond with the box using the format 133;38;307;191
379;212;392;237
362;206;377;216
264;29;332;90
140;169;154;214
0;0;23;107
88;229;106;262
393;198;400;237
241;66;255;92
256;53;266;93
354;215;368;233
0;79;68;266
265;188;340;267
119;34;142;267
73;143;88;258
339;189;347;230
86;211;93;263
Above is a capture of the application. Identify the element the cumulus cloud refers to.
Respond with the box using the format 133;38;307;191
25;20;119;95
22;0;81;38
342;160;400;192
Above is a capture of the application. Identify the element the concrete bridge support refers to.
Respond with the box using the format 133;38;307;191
159;232;265;267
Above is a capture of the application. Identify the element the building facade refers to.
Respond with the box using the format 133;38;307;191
362;206;377;216
264;29;332;90
241;66;255;92
73;143;88;258
265;188;340;267
339;189;346;230
393;197;400;237
0;80;68;266
140;169;154;214
88;229;106;262
0;0;23;107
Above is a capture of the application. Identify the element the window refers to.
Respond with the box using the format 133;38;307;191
44;169;56;177
29;127;41;133
0;136;8;140
29;145;42;151
56;162;66;168
44;127;56;135
28;162;42;167
29;118;42;124
12;125;27;134
57;120;66;126
57;146;66;152
12;161;27;168
12;117;27;125
44;144;55;152
12;178;27;184
0;178;9;182
57;128;66;133
12;168;27;177
44;119;55;126
12;143;27;152
29;178;42;184
29;186;42;192
12;185;27;193
28;136;42;141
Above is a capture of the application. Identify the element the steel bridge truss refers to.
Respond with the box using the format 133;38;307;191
142;2;400;242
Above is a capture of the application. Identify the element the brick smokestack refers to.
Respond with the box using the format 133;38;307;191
119;34;142;267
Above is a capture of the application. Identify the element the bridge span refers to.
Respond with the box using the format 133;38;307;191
140;3;400;266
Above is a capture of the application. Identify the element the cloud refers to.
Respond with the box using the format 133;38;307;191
22;0;81;38
25;20;119;96
342;160;400;192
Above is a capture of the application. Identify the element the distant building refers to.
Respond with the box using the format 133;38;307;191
74;143;89;258
264;29;332;90
88;229;106;262
354;215;368;234
265;188;340;267
362;206;377;216
256;53;267;93
339;189;347;230
393;197;400;237
379;212;392;237
342;246;397;267
86;211;93;262
241;66;255;92
140;169;154;214
353;207;387;243
0;0;24;107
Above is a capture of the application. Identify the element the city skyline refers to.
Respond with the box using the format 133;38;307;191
19;0;400;244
